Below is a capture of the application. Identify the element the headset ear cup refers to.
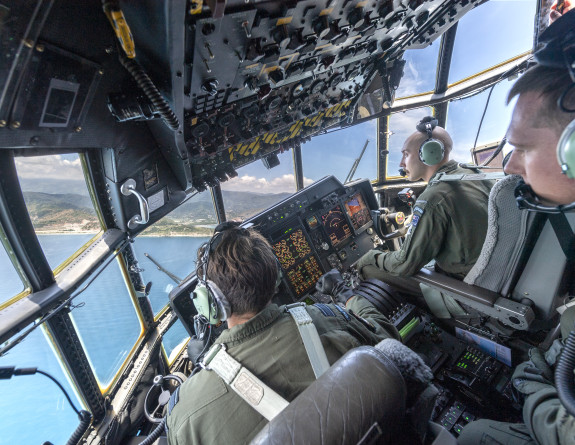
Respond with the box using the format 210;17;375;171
557;119;575;179
192;285;219;324
419;139;445;166
206;280;231;322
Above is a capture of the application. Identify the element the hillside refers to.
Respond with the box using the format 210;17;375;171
22;189;292;234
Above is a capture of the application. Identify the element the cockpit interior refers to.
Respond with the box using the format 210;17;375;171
0;1;573;444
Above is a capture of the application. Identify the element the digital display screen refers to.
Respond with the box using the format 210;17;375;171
321;205;352;247
286;256;323;297
344;192;370;230
272;229;312;270
307;215;319;229
272;228;323;298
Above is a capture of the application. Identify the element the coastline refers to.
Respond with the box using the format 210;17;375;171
36;230;212;237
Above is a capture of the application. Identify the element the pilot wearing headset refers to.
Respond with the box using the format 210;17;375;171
165;223;401;445
458;11;575;445
356;117;494;279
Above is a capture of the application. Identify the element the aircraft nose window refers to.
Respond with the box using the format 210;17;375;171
220;149;301;215
387;107;434;179
301;121;377;183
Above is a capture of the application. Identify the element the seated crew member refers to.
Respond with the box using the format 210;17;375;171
357;119;494;279
458;29;575;445
166;223;401;445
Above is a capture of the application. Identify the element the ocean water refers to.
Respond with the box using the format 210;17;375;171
0;234;209;445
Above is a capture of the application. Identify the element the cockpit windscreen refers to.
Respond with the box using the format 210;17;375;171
344;192;371;230
272;228;323;298
321;205;352;247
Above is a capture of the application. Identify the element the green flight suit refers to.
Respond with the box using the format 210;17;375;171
458;305;575;445
166;296;400;445
361;160;493;279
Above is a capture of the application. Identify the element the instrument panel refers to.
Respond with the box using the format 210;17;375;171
170;175;380;336
244;175;379;302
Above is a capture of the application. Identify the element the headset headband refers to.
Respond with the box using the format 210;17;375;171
416;116;438;137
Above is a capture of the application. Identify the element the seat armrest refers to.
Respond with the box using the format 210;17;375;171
414;268;499;307
413;269;535;330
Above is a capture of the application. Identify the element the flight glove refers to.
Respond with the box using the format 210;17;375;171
315;269;355;305
512;347;554;397
355;249;384;273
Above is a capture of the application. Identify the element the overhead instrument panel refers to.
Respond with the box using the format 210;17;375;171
176;0;479;192
0;1;481;198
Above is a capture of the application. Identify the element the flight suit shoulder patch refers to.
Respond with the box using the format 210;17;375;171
409;203;426;234
314;303;336;317
168;386;181;416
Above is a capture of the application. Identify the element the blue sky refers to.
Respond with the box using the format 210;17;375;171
17;0;538;194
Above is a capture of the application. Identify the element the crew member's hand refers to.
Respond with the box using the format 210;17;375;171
315;269;355;305
512;348;554;396
355;249;383;273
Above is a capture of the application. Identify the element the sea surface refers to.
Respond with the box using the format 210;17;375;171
0;234;209;445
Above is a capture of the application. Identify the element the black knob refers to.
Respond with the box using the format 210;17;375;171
286;29;305;51
348;8;365;28
245;39;264;62
268;68;285;85
313;16;330;39
201;79;219;96
244;76;259;92
272;25;290;48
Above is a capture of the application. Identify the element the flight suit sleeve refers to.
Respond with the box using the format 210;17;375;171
522;385;575;445
345;295;401;342
379;198;449;277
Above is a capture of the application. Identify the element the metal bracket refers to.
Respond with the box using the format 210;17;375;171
120;178;150;229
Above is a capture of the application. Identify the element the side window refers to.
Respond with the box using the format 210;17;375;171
301;121;378;183
0;237;28;306
0;327;83;444
69;255;143;390
446;78;517;161
387;107;434;179
15;154;101;270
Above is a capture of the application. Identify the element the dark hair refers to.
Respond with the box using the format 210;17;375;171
507;64;575;131
196;226;278;316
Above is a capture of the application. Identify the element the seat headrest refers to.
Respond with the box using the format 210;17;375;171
249;346;407;445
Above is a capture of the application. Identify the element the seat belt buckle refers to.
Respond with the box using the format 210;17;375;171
286;303;313;326
284;302;306;311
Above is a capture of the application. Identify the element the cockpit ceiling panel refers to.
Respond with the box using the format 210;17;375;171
0;0;479;193
175;0;477;191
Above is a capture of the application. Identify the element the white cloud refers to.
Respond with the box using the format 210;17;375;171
223;174;313;193
395;62;425;98
15;155;84;180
